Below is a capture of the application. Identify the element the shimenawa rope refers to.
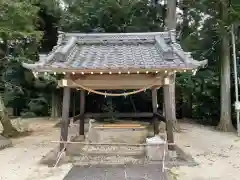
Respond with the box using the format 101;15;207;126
69;79;159;97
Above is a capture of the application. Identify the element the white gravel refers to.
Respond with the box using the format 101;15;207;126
0;118;72;180
172;122;240;180
1;119;240;180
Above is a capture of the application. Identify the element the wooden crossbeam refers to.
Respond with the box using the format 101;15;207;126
73;112;153;121
94;124;145;129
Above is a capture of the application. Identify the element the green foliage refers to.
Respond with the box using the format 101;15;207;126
0;0;42;41
0;0;61;118
35;0;62;52
27;97;49;116
61;0;166;32
0;0;240;128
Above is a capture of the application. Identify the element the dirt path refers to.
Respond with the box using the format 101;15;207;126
173;123;240;180
0;118;72;180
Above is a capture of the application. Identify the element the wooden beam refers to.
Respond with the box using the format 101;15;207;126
79;90;85;136
73;112;153;121
94;124;144;128
70;74;158;80
60;87;71;151
163;80;175;151
152;87;160;135
58;74;163;90
164;0;177;152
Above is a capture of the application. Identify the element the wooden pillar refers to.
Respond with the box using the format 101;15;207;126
60;87;71;151
51;92;56;119
164;0;177;152
163;77;175;151
72;90;76;117
152;87;159;135
79;90;85;136
51;91;61;119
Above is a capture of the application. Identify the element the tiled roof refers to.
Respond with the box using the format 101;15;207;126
22;31;207;72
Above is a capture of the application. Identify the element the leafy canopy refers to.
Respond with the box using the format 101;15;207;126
0;0;42;42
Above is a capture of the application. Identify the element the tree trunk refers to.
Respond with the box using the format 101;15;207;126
218;33;234;131
217;0;234;131
165;0;179;131
180;0;193;119
0;93;19;137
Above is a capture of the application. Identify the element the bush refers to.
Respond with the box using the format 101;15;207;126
27;97;49;116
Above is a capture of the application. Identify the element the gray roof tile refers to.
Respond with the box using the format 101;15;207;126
22;32;207;72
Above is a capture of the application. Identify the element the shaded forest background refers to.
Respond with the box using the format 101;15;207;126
1;0;240;132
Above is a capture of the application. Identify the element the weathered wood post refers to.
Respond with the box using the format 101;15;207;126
72;90;76;118
164;0;177;157
152;87;159;135
163;75;175;154
60;86;71;151
51;90;61;119
51;92;57;119
79;90;86;138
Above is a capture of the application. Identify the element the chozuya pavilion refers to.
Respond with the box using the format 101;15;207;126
22;30;207;152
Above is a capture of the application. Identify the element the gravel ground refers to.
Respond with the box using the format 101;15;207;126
0;118;72;180
1;119;240;180
0;135;12;150
172;122;240;180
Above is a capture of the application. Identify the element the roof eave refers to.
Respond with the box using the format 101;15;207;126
63;31;169;38
20;66;196;73
22;62;43;70
188;59;208;69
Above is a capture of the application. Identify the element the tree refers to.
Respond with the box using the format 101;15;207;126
61;0;166;32
1;0;234;130
176;1;221;123
217;0;235;131
0;0;42;137
36;0;62;53
216;0;240;131
35;0;62;119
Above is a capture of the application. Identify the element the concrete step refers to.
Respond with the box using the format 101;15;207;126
83;145;145;155
72;154;145;166
67;144;145;157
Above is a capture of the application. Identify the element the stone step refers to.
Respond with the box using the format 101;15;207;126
82;150;144;157
72;155;145;166
83;145;145;153
68;145;145;157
